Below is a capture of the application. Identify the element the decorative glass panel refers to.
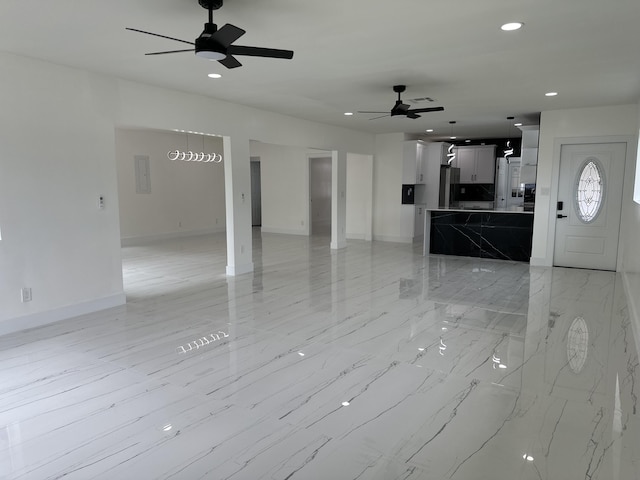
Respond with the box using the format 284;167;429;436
567;316;588;374
575;159;605;223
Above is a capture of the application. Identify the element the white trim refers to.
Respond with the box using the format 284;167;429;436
260;226;308;236
0;293;126;337
346;233;371;241
226;262;254;276
529;256;548;267
544;136;633;269
121;227;225;246
330;240;347;250
373;234;413;244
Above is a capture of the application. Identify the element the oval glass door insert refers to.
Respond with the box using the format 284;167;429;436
575;158;605;223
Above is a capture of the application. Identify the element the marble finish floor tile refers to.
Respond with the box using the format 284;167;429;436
0;232;638;479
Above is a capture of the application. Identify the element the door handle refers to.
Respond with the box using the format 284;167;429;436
557;214;568;219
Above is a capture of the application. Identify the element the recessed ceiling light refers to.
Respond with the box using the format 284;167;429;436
426;129;434;133
341;401;350;406
514;123;523;127
450;136;457;139
344;112;354;116
545;92;558;96
207;73;222;79
501;22;523;31
465;139;471;143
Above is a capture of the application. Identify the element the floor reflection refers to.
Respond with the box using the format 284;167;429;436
0;233;637;479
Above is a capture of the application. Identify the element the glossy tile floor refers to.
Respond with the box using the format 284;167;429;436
1;232;639;479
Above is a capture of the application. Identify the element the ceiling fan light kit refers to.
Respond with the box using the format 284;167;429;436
127;0;294;69
358;85;444;120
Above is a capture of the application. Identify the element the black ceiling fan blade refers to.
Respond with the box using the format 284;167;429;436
358;111;389;114
407;112;421;119
227;45;294;59
145;49;195;56
368;114;391;120
212;24;246;47
126;28;195;46
219;55;243;69
407;106;445;114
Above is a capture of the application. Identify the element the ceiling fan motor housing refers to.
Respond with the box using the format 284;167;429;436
199;0;223;10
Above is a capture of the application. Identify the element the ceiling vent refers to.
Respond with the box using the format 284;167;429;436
409;97;436;104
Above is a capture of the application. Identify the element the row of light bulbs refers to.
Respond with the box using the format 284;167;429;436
167;150;223;163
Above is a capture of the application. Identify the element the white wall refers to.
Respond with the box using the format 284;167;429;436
531;104;639;266
619;103;640;337
0;51;375;334
0;53;124;330
115;129;226;243
346;153;373;241
249;142;310;236
373;133;414;243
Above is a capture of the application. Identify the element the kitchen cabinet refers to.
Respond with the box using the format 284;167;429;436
518;126;539;185
453;145;496;183
402;140;428;184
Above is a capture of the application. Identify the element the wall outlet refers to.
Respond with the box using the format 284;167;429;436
21;287;32;303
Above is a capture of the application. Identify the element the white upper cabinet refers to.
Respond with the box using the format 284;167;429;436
403;140;429;184
452;145;496;183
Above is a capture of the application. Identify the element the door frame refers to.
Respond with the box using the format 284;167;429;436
544;135;634;271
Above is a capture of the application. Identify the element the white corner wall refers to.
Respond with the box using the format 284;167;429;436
346;153;373;241
531;104;639;266
250;141;310;235
0;53;125;330
373;133;414;243
115;129;226;243
619;103;640;335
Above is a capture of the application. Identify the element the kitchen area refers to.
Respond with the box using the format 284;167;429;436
402;126;538;262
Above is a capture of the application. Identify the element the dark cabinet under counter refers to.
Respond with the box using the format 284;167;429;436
429;211;533;262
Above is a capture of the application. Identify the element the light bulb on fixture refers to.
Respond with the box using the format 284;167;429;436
167;132;223;163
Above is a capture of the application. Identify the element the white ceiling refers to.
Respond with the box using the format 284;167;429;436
1;0;639;140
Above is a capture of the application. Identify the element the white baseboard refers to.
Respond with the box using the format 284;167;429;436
529;256;550;267
226;262;254;276
0;293;126;337
330;240;347;250
346;233;372;241
373;234;413;244
260;227;308;236
121;228;225;246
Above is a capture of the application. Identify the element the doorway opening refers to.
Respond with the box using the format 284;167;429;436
114;127;228;299
309;156;332;236
250;157;262;227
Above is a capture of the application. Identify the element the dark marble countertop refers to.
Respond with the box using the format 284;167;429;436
426;207;534;214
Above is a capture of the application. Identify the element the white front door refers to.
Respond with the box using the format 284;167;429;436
553;142;626;270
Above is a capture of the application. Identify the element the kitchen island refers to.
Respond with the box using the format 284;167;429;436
424;208;534;262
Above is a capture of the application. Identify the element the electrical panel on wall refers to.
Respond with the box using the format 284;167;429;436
134;155;151;194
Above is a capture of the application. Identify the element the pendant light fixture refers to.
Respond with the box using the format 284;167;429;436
447;121;457;165
504;116;515;164
167;132;223;163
